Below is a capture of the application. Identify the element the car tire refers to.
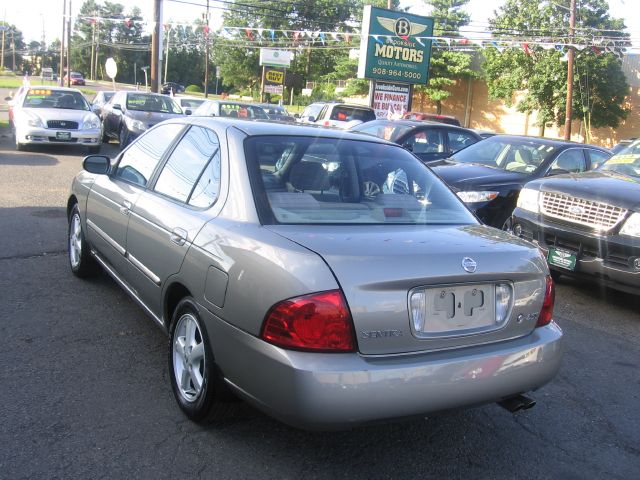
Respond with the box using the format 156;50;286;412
87;145;101;154
168;297;234;423
119;125;130;147
68;204;98;277
502;217;513;233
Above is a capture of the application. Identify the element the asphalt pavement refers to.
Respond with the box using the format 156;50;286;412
0;130;638;479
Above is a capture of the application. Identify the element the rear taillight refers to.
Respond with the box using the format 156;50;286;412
261;290;356;352
536;276;555;327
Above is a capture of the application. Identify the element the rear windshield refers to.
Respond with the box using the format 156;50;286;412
126;94;182;114
23;89;90;110
329;106;376;122
351;121;413;142
220;104;268;119
245;136;477;225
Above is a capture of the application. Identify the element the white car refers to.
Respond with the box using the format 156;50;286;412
12;86;102;153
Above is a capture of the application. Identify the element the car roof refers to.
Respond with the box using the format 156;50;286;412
170;116;398;144
486;134;608;149
354;119;479;133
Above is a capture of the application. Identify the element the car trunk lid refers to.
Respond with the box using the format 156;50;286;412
266;224;549;355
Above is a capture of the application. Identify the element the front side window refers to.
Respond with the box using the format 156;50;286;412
114;123;185;187
404;129;445;154
154;126;221;206
245;136;477;225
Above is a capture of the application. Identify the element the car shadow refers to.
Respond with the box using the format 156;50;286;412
0;151;60;166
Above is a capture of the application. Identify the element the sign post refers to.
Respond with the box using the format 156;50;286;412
259;48;292;102
105;57;118;92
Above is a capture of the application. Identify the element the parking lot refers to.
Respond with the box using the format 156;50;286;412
0;131;639;479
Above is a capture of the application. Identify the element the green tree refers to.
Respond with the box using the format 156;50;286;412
416;0;475;114
0;22;26;72
483;0;629;136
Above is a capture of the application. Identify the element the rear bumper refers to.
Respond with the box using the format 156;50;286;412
512;209;640;295
204;307;564;430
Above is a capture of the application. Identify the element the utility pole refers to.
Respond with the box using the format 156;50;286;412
60;0;66;83
11;30;15;72
66;0;71;87
563;0;576;141
204;0;210;97
90;12;96;81
1;9;5;70
150;0;161;92
164;26;170;84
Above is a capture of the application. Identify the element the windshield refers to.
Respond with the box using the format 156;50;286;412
351;121;413;142
599;139;640;178
22;89;90;110
126;94;182;114
245;136;477;226
451;136;558;173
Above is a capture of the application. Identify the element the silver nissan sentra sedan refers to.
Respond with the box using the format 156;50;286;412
67;117;563;429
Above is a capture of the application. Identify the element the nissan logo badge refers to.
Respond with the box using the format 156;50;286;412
462;257;477;273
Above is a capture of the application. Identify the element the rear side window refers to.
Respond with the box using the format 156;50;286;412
154;126;221;207
114;123;185;187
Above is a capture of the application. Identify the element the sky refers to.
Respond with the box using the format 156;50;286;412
4;0;639;48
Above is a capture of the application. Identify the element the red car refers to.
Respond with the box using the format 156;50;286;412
403;111;461;126
64;72;86;86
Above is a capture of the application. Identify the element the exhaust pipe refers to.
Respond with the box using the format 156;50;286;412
497;394;536;413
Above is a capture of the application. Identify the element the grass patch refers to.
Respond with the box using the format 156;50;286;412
0;77;95;96
0;119;9;129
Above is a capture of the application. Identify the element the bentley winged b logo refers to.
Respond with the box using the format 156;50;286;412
377;16;429;39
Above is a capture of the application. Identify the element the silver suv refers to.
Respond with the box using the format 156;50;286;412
313;103;376;128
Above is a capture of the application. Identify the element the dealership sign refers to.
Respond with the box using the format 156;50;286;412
371;81;411;119
357;6;434;85
259;48;292;68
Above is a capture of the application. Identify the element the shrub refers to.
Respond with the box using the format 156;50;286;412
185;84;202;93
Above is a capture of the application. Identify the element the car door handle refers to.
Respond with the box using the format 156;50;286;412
119;200;132;216
170;227;188;246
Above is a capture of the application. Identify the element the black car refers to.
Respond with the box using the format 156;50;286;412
350;119;483;164
161;82;185;95
510;139;640;295
432;135;612;228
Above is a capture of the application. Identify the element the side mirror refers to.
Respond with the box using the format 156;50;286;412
83;155;111;175
112;104;122;111
402;142;414;152
185;109;192;116
307;116;316;123
294;113;300;119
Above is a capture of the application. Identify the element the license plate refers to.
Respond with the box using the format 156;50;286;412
419;284;495;335
547;248;577;270
56;131;72;140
